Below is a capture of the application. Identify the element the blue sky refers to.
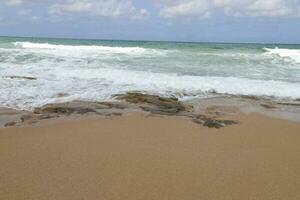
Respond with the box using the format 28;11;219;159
1;0;300;43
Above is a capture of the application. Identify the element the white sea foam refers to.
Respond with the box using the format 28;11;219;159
264;47;300;64
13;42;166;56
0;41;300;110
1;66;300;110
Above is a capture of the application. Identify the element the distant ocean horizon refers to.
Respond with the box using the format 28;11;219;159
1;36;300;110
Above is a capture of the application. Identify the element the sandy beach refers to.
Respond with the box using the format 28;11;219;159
2;3;300;200
1;110;300;200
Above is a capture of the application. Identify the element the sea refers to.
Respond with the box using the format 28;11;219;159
0;36;300;110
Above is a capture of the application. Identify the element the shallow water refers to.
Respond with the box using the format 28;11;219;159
1;36;300;110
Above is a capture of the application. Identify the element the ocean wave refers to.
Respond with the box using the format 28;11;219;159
13;42;167;56
264;47;300;64
1;66;300;110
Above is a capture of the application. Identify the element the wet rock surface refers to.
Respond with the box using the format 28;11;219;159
260;102;277;109
117;93;238;128
4;121;17;127
1;93;240;129
33;101;129;115
116;92;187;115
192;115;239;129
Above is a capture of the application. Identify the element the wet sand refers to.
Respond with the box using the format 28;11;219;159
1;113;300;200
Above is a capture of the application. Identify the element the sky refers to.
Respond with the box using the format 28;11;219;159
0;0;300;43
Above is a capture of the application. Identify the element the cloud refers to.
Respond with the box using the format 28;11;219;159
2;0;300;21
49;0;149;19
1;0;149;20
157;0;211;19
214;0;300;17
4;0;23;6
156;0;300;19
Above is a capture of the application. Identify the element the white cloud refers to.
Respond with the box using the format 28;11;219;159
156;0;300;19
214;0;300;17
1;0;149;20
4;0;23;6
17;9;32;16
157;0;211;19
49;0;149;19
2;0;300;20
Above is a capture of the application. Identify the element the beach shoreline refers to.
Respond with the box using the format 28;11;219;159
1;93;300;200
1;111;300;200
1;92;300;128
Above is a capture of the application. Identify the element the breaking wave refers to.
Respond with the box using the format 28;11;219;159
13;42;167;56
264;47;300;64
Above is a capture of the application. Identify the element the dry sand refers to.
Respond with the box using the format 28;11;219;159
1;113;300;200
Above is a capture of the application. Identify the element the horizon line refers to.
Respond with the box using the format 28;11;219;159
1;35;300;46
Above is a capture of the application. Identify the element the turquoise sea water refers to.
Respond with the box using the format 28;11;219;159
0;36;300;110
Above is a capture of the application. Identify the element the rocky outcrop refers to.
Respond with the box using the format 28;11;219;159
192;115;238;129
2;93;239;129
260;102;277;109
116;93;187;115
116;93;238;128
33;101;128;115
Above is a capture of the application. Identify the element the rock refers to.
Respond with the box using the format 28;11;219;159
34;102;97;115
192;115;238;129
4;76;37;80
203;119;225;129
277;102;300;106
33;101;129;116
116;92;186;115
100;102;128;110
56;93;69;98
21;114;34;122
4;121;17;127
260;102;277;109
20;114;38;125
239;95;261;101
37;114;58;120
205;106;239;117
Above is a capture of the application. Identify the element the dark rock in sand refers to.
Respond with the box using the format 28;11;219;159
34;106;96;115
277;102;300;106
117;93;238;128
37;114;59;120
33;101;129;116
4;76;37;80
116;93;186;115
260;102;277;109
20;114;38;125
7;93;238;129
239;95;261;101
4;121;17;127
21;114;34;122
100;102;128;110
192;115;238;129
34;102;98;115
